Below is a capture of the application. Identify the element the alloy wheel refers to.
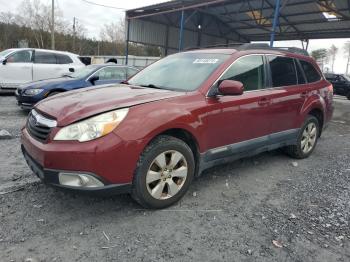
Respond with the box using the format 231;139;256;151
301;122;317;154
146;150;188;200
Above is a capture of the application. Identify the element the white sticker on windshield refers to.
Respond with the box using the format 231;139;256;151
193;59;219;64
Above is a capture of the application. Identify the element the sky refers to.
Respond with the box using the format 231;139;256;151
0;0;349;73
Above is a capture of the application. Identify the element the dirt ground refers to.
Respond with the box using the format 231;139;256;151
0;95;349;262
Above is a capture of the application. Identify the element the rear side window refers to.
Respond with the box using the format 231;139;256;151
268;56;297;87
35;51;57;64
56;54;73;64
220;55;265;91
299;60;321;83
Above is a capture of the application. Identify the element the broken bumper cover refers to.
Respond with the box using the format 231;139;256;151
21;146;132;196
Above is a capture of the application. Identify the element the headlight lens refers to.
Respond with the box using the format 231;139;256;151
24;88;44;96
54;108;129;142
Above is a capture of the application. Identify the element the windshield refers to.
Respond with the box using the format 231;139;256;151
0;49;14;58
128;52;230;91
69;65;99;78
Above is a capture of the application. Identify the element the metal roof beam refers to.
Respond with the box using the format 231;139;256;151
232;17;350;29
265;0;306;40
234;8;350;23
197;8;250;42
218;0;315;17
317;0;350;20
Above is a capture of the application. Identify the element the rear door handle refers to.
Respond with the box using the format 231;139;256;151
258;97;270;106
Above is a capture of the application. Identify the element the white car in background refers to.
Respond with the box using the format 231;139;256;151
0;48;85;92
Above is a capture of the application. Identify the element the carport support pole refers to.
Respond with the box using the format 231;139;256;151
125;18;130;65
269;0;281;47
178;10;185;51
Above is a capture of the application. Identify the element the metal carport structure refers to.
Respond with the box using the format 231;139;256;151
125;0;350;63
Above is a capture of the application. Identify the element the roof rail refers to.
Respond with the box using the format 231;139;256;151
184;43;309;56
238;43;309;56
185;42;246;51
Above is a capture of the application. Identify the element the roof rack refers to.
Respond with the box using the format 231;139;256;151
238;43;310;56
185;43;309;56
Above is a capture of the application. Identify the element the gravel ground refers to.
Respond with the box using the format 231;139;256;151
0;95;349;262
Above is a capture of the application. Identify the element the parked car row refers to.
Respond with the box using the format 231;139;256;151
0;47;140;109
0;48;85;92
324;73;350;100
15;64;139;109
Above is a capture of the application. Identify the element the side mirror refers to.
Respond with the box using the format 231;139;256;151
89;75;99;85
2;59;7;65
218;80;244;96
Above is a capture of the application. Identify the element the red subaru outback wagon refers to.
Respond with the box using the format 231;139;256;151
21;45;333;208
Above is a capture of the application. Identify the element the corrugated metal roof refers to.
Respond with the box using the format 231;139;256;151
126;0;350;50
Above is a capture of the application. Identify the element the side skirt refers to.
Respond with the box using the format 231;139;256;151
197;129;299;175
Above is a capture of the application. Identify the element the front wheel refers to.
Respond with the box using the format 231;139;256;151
132;135;195;209
285;116;320;159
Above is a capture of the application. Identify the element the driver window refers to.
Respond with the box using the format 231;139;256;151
219;55;265;91
7;50;33;63
96;67;125;80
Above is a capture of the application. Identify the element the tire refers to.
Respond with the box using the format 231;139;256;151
285;115;320;159
132;135;195;209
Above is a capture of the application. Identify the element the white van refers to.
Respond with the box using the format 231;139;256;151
0;48;85;92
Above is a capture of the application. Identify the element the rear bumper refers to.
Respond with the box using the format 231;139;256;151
22;145;132;196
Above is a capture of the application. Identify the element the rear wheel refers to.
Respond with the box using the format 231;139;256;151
285;115;319;159
132;135;195;209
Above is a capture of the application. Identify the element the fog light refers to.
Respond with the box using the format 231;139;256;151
58;173;104;188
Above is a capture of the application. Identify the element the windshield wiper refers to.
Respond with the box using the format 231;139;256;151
140;84;163;89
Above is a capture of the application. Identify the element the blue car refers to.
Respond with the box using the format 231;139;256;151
15;64;139;110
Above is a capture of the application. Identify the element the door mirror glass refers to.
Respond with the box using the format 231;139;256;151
218;80;244;96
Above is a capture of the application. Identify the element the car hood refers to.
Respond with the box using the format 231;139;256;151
20;77;79;90
35;85;183;126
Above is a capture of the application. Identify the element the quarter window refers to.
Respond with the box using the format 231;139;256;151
299;60;321;83
219;55;265;91
6;50;32;63
35;51;57;64
127;68;139;78
268;56;297;87
56;54;73;64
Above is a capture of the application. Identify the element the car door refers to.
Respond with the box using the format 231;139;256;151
33;51;60;81
93;67;127;85
265;56;308;138
204;55;272;154
334;75;348;95
56;53;77;74
0;50;33;88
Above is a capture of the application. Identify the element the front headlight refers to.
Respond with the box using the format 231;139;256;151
54;108;129;142
24;88;44;96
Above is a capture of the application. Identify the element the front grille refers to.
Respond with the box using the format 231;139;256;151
26;110;56;142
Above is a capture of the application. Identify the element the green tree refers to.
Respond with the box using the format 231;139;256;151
311;48;328;72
